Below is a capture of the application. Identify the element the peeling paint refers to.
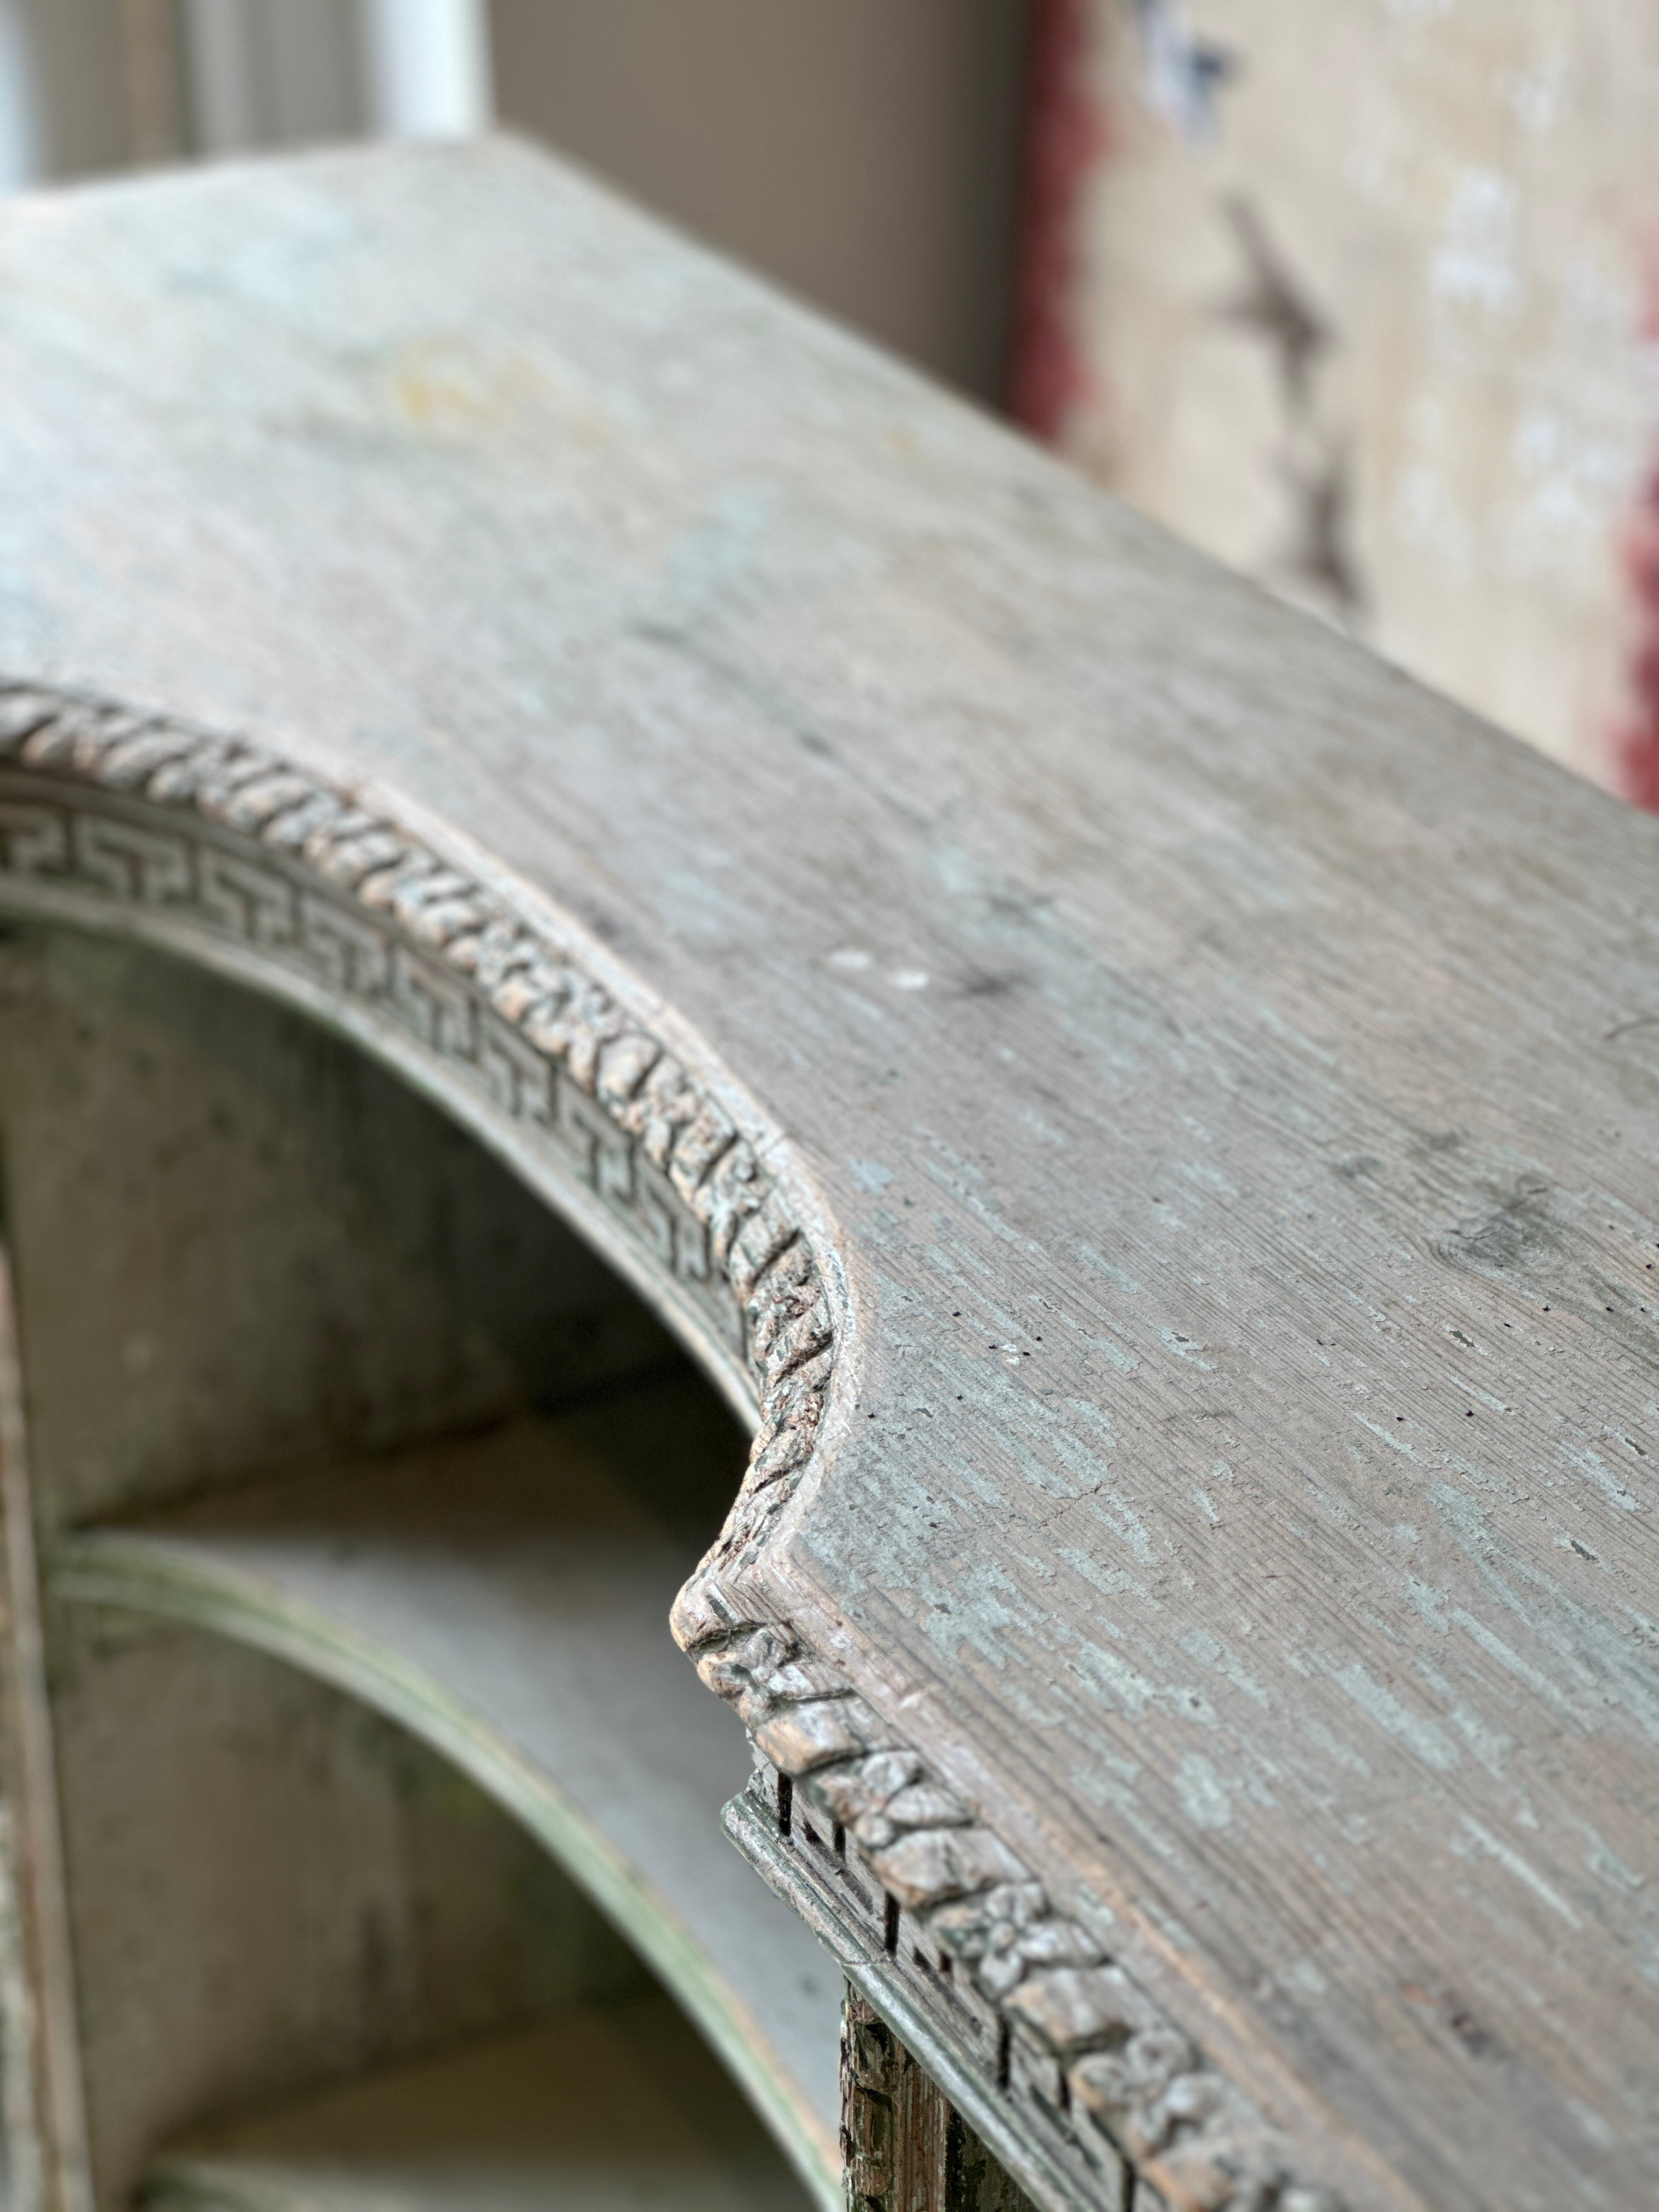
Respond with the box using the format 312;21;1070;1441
1454;1817;1582;1927
1175;1752;1233;1830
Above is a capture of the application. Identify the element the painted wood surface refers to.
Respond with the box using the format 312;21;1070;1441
44;1609;650;2212
143;1994;809;2212
52;1398;841;2199
0;140;1653;2209
0;922;837;2212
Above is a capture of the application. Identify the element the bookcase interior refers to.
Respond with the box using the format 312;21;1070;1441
0;921;839;2212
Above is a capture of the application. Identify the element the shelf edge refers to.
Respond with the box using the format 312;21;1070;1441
53;1530;840;2212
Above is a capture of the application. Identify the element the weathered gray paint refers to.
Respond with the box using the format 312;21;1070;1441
0;140;1654;2210
0;924;837;2208
54;1403;843;2193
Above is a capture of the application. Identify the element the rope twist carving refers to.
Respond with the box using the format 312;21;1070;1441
0;681;1344;2212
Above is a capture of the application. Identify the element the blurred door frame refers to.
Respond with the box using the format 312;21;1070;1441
0;0;42;190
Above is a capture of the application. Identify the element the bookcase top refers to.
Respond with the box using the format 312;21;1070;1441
0;138;1655;2212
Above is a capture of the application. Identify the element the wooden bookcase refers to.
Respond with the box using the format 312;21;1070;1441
0;136;1654;2212
0;924;840;2212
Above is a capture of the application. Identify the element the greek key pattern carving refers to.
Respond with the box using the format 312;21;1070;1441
0;682;825;1455
0;682;1343;2212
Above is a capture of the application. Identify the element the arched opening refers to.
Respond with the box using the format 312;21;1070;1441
0;920;839;2212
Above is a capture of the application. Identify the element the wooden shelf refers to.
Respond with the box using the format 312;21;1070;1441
52;1388;840;2206
140;1993;813;2212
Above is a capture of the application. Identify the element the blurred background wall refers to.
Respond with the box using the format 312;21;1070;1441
0;0;1029;404
1;0;1657;802
491;2;1026;404
1020;0;1659;801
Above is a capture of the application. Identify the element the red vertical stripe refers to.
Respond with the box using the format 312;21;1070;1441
1616;461;1659;809
1613;261;1659;809
1008;0;1099;442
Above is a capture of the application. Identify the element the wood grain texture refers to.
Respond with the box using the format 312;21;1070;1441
842;1988;949;2211
0;652;1313;2209
842;1987;1040;2212
0;138;1654;2209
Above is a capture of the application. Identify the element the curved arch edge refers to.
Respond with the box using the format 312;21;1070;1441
50;1532;839;2211
0;679;833;1541
0;679;1351;2212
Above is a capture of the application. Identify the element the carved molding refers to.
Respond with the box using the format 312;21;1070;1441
681;1640;1345;2212
0;680;1344;2212
0;679;833;1523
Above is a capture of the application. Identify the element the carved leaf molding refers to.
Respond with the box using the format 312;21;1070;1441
0;681;1344;2212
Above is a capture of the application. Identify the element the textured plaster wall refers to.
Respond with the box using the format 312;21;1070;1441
1052;0;1659;789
